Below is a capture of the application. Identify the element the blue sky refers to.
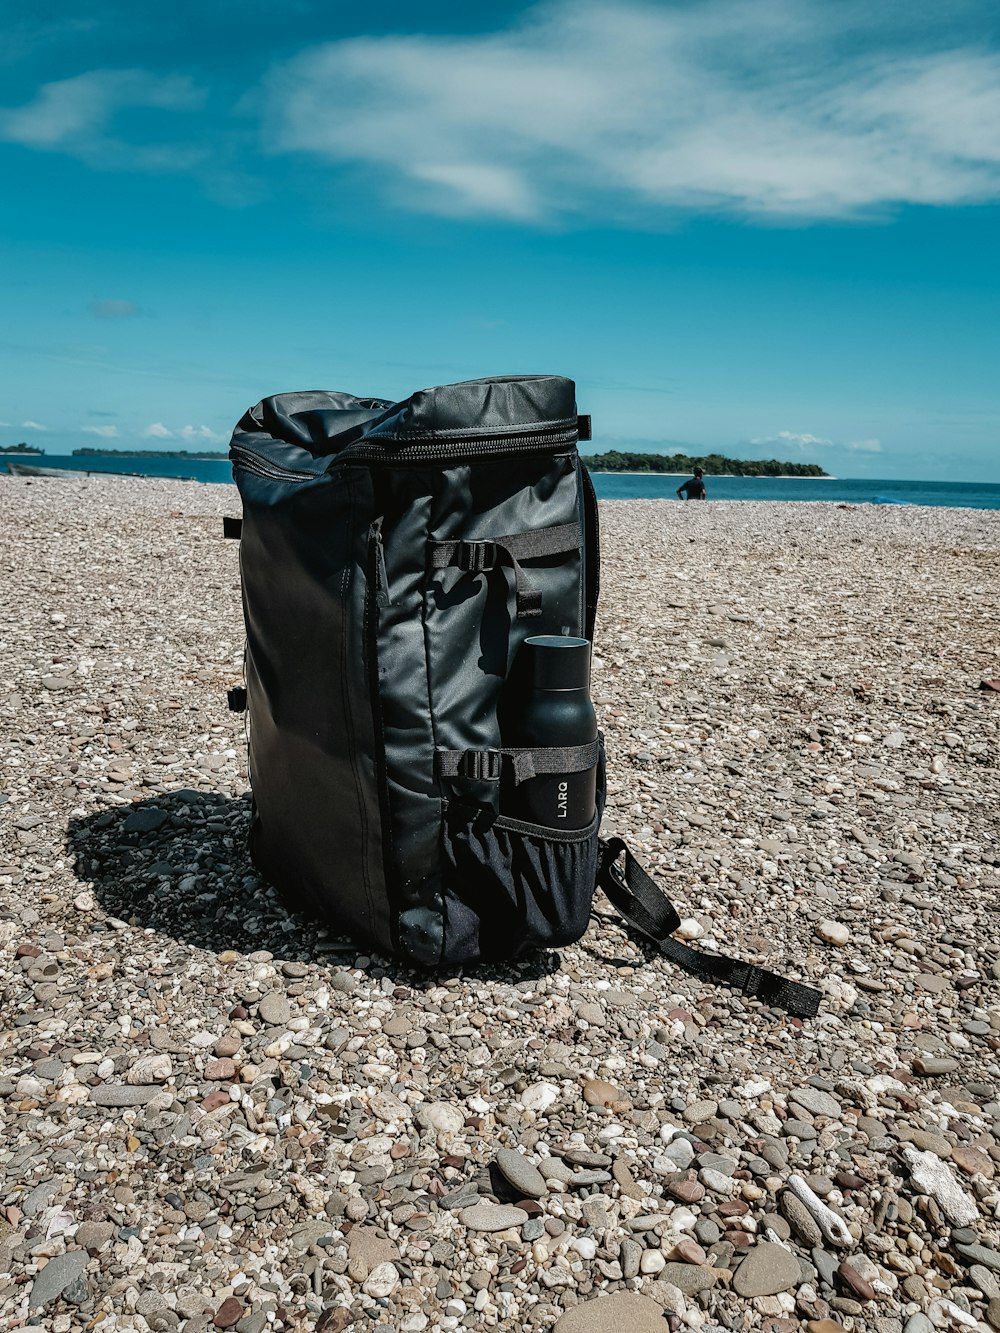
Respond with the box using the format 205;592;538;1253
2;0;999;480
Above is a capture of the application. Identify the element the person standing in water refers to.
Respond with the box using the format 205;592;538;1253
676;467;707;500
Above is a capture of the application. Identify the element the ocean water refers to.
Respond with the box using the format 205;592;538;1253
592;472;1000;509
4;455;1000;509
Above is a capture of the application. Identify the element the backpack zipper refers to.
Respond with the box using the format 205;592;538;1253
232;423;580;479
338;421;580;465
230;444;318;483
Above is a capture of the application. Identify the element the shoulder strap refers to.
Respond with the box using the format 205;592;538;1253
597;838;820;1018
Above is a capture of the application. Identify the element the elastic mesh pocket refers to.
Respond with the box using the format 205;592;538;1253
440;808;599;964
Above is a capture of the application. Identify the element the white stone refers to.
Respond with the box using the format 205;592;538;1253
362;1262;400;1298
415;1101;464;1135
125;1054;172;1085
370;1091;411;1123
816;919;850;946
55;1083;88;1104
640;1249;666;1274
571;1237;598;1260
676;918;704;940
520;1081;560;1112
736;1079;771;1099
820;976;858;1011
399;1314;428;1332
927;1298;978;1328
901;1148;979;1227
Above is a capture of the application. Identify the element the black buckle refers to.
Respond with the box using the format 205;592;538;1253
458;750;502;781
457;540;497;574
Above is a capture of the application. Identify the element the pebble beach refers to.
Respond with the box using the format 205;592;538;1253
1;474;999;1333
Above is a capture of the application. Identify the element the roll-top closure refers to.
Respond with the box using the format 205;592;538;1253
231;376;580;463
366;375;578;439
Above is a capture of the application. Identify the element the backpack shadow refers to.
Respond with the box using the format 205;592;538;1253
66;790;559;986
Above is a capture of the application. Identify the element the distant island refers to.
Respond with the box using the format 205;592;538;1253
585;450;829;478
0;442;44;456
73;447;227;460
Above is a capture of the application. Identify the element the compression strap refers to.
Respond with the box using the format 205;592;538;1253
435;739;600;786
429;522;581;618
597;838;821;1018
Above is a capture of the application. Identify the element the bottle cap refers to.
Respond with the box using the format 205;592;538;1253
522;636;591;690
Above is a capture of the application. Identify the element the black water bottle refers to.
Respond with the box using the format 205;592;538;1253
501;636;598;828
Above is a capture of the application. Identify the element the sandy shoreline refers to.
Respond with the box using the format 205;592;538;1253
1;474;999;1331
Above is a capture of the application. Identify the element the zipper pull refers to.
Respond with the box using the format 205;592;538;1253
371;519;391;608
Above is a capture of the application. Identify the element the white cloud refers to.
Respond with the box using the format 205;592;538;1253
751;430;882;453
140;423;226;444
178;424;227;444
261;0;1000;221
22;420;47;430
751;431;833;448
0;68;205;170
81;424;120;438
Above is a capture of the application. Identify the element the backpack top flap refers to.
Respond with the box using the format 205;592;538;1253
231;376;579;464
361;375;578;440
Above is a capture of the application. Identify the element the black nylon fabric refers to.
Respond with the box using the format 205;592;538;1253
440;809;599;963
236;464;390;951
362;375;579;440
231;375;590;965
439;739;607;963
403;452;584;961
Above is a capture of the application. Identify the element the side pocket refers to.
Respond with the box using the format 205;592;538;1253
437;735;607;965
440;808;600;964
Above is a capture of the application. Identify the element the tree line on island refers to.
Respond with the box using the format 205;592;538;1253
7;444;827;476
585;450;828;477
73;447;226;459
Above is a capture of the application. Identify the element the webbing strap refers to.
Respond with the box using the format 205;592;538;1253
436;739;600;786
429;522;581;619
597;838;821;1018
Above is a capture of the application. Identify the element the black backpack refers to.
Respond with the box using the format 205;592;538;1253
226;375;818;1017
